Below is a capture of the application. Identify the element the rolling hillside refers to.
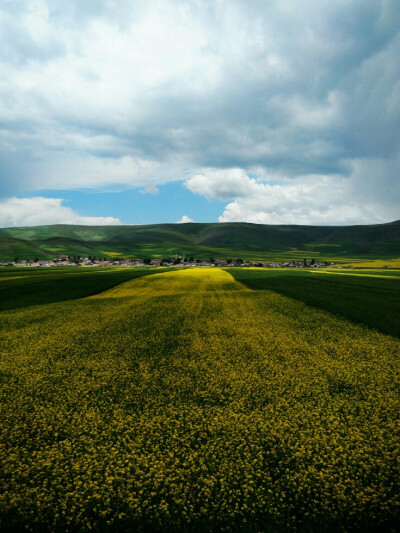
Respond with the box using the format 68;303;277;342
0;220;399;261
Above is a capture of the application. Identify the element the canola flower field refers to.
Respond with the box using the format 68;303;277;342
1;268;400;532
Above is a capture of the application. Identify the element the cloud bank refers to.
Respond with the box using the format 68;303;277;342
0;0;399;225
0;197;121;227
186;164;400;225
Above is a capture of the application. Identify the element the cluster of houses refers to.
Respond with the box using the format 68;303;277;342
3;255;336;268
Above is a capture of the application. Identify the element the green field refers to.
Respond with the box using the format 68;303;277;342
1;268;399;532
1;219;399;262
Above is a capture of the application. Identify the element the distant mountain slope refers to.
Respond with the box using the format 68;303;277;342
0;220;399;261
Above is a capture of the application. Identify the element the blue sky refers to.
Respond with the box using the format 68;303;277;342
26;184;224;225
0;0;399;227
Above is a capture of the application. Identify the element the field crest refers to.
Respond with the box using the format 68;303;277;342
91;267;243;300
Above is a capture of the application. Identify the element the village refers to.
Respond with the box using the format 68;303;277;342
4;255;336;268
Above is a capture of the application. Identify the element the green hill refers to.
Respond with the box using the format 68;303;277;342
0;220;399;262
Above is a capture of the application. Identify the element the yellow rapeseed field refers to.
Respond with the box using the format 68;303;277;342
0;268;399;531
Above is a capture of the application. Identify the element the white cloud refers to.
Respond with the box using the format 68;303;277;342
139;184;159;194
185;169;251;201
0;1;399;224
176;215;194;224
0;197;121;227
0;154;183;195
185;168;398;225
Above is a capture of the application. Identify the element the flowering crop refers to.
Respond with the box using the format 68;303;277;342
0;268;399;531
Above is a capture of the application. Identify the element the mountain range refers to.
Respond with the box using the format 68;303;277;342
0;220;399;262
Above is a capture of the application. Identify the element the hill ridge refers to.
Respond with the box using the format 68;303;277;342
0;220;399;261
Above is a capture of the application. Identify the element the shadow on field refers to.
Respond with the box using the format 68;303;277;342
0;268;170;311
227;269;400;339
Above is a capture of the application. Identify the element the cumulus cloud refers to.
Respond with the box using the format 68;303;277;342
186;169;251;201
0;153;182;196
186;168;399;225
0;197;121;227
176;215;194;224
0;1;399;224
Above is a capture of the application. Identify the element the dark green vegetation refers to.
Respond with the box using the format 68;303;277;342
0;267;172;312
1;219;399;261
228;268;400;338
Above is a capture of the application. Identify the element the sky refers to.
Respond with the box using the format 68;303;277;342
0;0;399;227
